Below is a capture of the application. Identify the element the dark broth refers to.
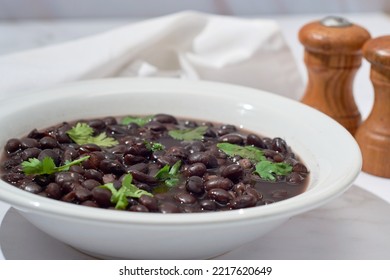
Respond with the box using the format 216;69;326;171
0;113;309;213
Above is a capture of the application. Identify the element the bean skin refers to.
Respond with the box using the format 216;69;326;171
184;163;207;177
153;114;178;124
207;188;231;204
221;164;243;182
185;176;204;194
5;138;21;154
92;187;112;208
231;194;257;209
204;177;233;191
45;183;62;199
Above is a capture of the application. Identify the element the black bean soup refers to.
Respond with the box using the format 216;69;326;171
0;114;309;213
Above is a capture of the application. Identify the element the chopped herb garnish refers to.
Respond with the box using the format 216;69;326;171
217;143;292;181
145;141;165;152
100;174;153;210
21;156;90;176
154;160;182;187
121;115;154;127
254;161;292;181
66;122;118;147
216;143;266;162
168;126;208;141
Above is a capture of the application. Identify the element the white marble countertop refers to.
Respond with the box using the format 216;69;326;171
0;12;389;259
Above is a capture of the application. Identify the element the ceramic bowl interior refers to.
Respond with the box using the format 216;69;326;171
0;78;361;259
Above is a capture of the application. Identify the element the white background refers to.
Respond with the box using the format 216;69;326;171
1;0;389;19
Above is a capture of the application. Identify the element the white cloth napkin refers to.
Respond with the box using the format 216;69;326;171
0;11;303;100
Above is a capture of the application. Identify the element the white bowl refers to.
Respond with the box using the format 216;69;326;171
0;78;361;259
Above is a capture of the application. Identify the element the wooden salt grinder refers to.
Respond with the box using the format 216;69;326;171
299;16;371;135
355;36;390;178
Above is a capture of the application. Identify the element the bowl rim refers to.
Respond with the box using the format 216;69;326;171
0;77;362;225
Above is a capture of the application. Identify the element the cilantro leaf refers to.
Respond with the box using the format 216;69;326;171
66;122;118;148
100;174;153;210
217;142;293;181
216;143;266;162
21;156;90;176
155;160;182;187
144;141;165;152
254;161;293;181
168;126;208;141
121;115;154;127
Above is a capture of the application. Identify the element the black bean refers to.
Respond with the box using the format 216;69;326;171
221;164;243;182
231;194;257;209
82;179;101;190
55;172;84;187
130;170;158;185
184;163;207;177
92;187;112;208
39;136;59;149
165;146;189;159
204;177;233;191
199;199;217;211
272;137;288;154
188;152;218;168
292;163;308;173
82;152;105;169
21;181;42;194
99;159;125;175
245;187;262;200
217;124;236;136
207;188;231;204
246;134;266;148
174;192;197;204
126;162;148;173
84;169;104;182
153;114;177;124
129;204;149;212
45;183;62;199
38;149;61;165
63;147;79;162
20;138;39;149
20;147;41;160
88;119;106;130
62;191;76;203
79;144;102;153
185;141;205;153
286;172;305;185
185;176;204;194
273;153;284;163
144;121;167;132
5;138;21;154
81;200;99;207
74;186;92;202
184;120;198;128
156;155;180;167
219;134;244;145
102;117;117;126
107;124;129;135
138;195;158;211
123;154;146;165
68;165;85;175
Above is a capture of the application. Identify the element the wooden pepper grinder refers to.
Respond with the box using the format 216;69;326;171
355;36;390;178
299;16;371;135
